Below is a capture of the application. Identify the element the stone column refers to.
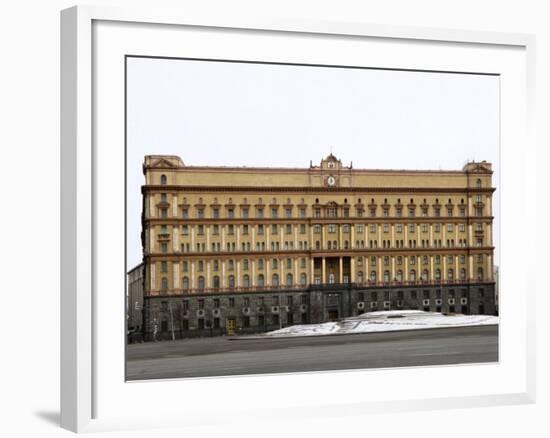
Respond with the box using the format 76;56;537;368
172;194;178;217
430;256;434;281
339;225;343;250
173;262;180;289
191;261;195;289
206;261;210;288
251;259;256;287
173;227;179;252
339;257;343;283
469;255;474;280
350;257;356;283
310;258;315;284
351;224;355;249
322;257;326;284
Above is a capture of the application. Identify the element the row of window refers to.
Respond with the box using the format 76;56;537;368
158;203;488;219
158;253;486;275
158;265;487;291
163;222;484;236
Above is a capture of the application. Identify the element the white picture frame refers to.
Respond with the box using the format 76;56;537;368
60;5;536;433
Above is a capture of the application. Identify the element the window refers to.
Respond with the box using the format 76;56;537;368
409;223;415;233
272;273;279;286
212;208;220;218
408;207;415;217
257;274;265;287
229;297;235;308
243;274;250;288
213;276;220;289
370;224;377;233
447;207;453;217
327;207;337;217
257;224;264;235
476;179;482;188
314;224;321;233
272;259;278;269
434;224;441;233
370;271;377;282
409;269;416;281
286;224;292;235
299;208;306;218
160;243;168;254
447;223;453;232
227;208;234;219
242;208;249;218
460;207;466;217
369;207;376;217
160;261;168;273
160;174;167;185
286;273;293;286
228;275;235;288
300;224;306;234
242;224;249;235
161;277;168;291
328;224;336;233
271;208;278;218
182;277;189;290
396;207;402;217
256;208;264;218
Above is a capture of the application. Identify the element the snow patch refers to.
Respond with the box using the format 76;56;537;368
258;310;498;338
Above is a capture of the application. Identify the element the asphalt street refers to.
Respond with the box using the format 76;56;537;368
126;325;498;380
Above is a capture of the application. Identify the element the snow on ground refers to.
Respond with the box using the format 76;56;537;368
257;310;498;338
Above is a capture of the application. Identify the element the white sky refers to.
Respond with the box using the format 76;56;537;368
126;57;499;270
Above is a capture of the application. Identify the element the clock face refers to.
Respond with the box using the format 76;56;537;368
327;176;336;186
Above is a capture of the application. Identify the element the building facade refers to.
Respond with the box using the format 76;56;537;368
127;263;144;339
140;154;496;340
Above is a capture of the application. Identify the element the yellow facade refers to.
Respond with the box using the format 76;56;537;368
141;154;495;297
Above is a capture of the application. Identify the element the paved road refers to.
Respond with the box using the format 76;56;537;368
126;325;498;380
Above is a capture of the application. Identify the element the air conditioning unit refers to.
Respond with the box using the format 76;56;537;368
242;307;250;315
271;306;280;313
300;304;307;312
435;299;442;306
448;298;456;305
370;302;378;308
460;298;468;305
212;308;221;317
397;300;404;307
383;301;391;308
357;301;365;310
196;309;205;317
422;299;430;306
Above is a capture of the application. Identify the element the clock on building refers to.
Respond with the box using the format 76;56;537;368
327;176;336;186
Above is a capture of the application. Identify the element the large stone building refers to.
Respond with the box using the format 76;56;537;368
140;154;496;340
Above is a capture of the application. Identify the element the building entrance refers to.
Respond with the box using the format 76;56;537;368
226;318;236;335
328;309;339;321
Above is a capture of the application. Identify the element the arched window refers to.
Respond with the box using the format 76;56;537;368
315;241;320;250
198;276;205;290
409;269;416;282
422;269;429;281
383;270;390;282
286;273;293;286
257;274;265;287
435;269;441;281
300;273;307;285
327;241;332;250
243;274;250;288
460;268;466;280
160;174;167;185
370;271;377;282
396;270;403;282
228;275;235;288
357;271;364;284
272;273;279;287
476;178;482;188
182;277;189;290
213;276;220;289
477;267;484;280
161;277;168;291
447;269;454;281
328;273;335;284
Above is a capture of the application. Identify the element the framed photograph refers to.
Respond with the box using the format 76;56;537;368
61;5;536;433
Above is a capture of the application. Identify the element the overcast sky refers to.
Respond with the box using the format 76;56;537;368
126;57;499;270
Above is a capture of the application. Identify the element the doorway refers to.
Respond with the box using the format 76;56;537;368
328;309;339;321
